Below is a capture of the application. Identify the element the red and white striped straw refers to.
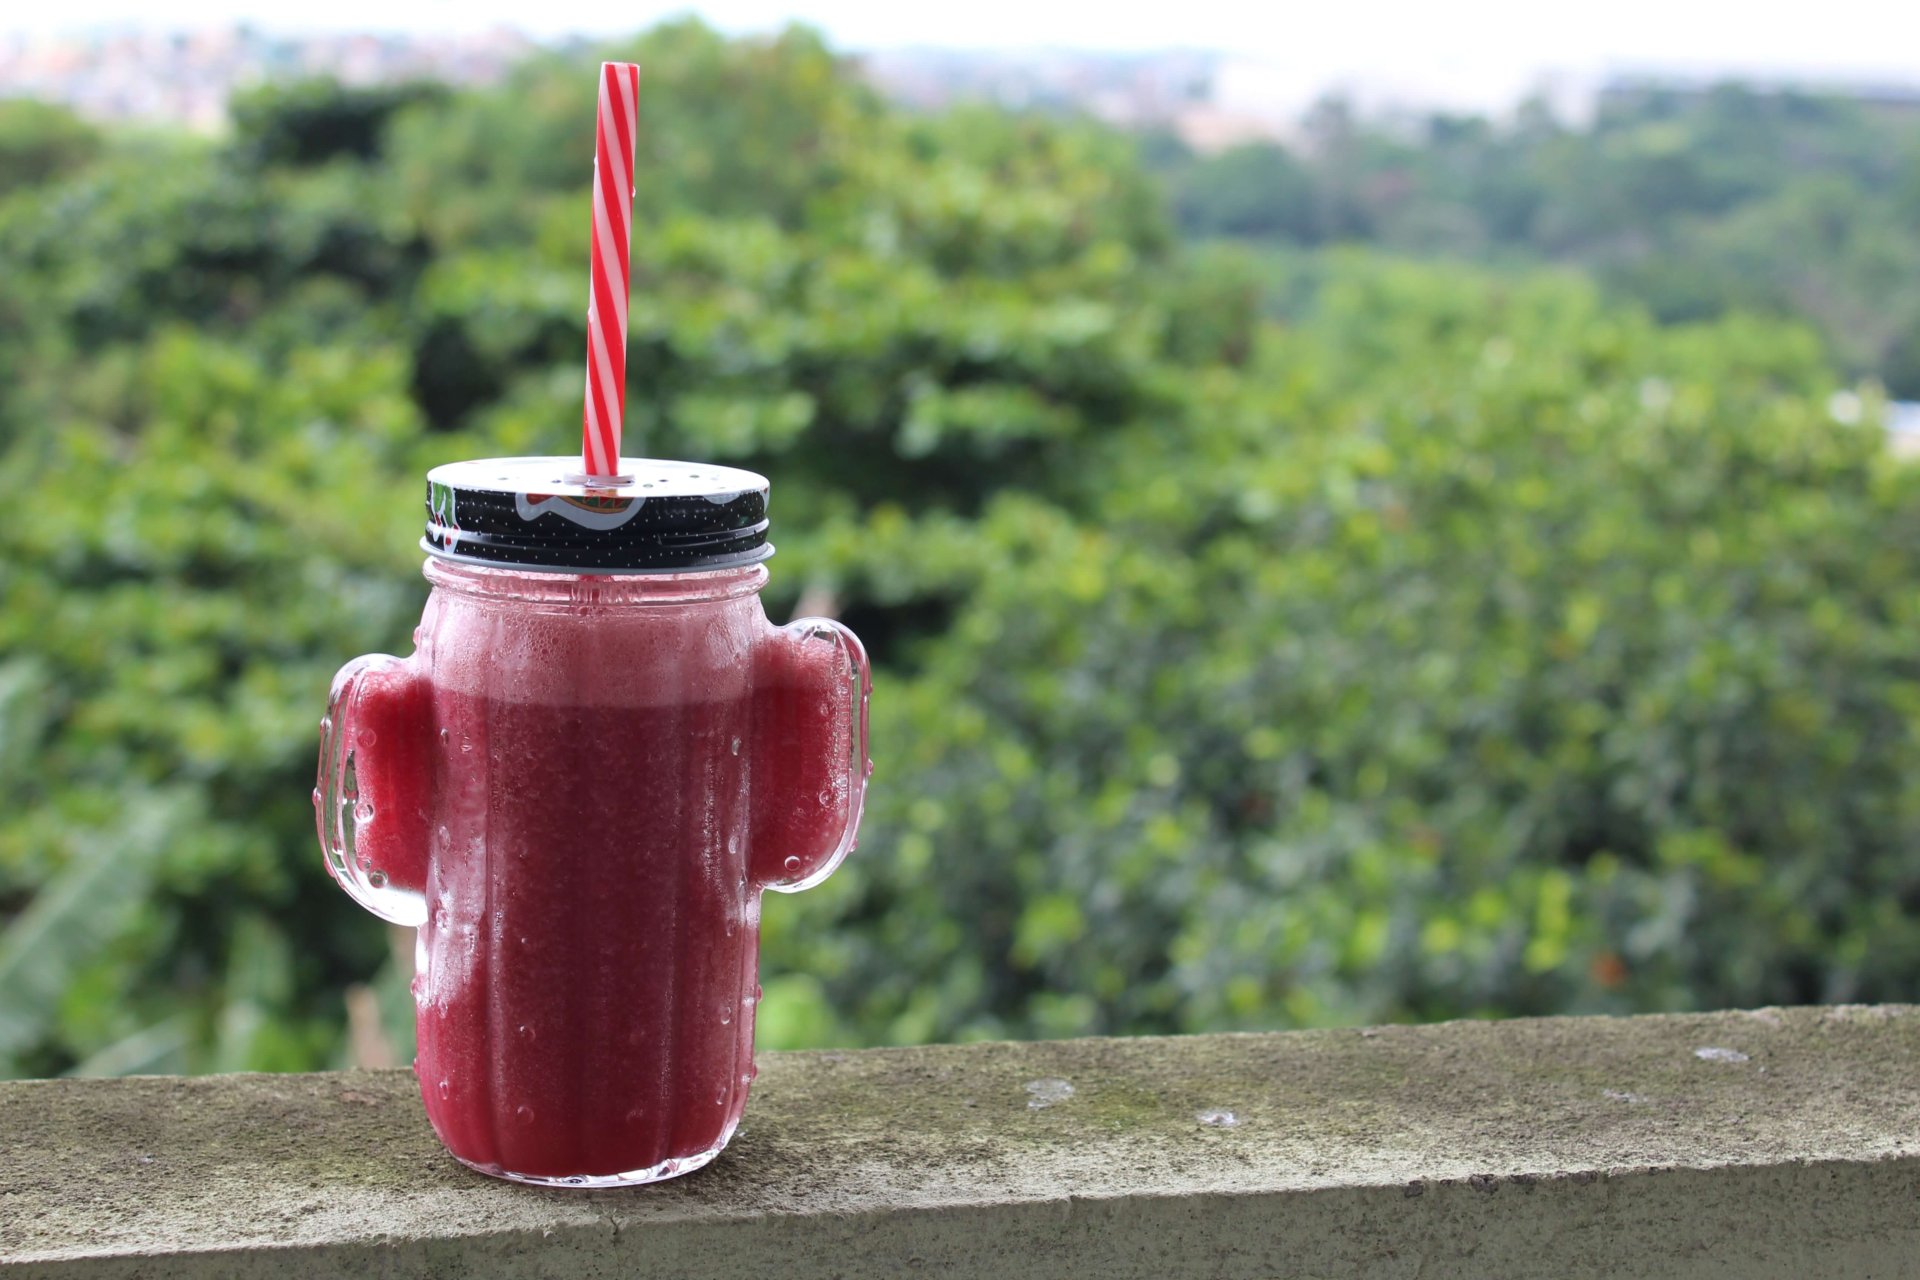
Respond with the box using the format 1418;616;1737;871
581;61;641;480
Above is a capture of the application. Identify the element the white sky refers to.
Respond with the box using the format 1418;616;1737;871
10;2;1920;111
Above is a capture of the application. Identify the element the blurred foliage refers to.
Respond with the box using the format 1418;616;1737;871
0;99;102;194
1152;85;1920;395
1;24;1917;1075
228;79;448;169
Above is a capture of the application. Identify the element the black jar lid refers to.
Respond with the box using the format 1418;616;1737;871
422;456;772;574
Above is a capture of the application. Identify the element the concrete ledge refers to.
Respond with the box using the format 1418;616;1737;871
4;1007;1919;1278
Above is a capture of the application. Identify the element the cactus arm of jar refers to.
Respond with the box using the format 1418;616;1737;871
315;653;433;925
748;618;872;893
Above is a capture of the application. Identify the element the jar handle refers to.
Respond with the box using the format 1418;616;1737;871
315;654;430;926
753;618;872;893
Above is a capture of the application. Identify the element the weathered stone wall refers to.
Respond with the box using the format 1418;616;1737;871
4;1007;1918;1278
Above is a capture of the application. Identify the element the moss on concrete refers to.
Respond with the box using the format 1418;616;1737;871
3;1007;1919;1278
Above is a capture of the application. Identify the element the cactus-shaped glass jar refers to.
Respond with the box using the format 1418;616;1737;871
316;458;869;1186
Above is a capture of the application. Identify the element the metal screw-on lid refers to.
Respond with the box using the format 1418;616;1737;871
422;456;773;574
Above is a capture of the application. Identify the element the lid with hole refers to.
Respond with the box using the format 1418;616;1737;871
422;456;772;574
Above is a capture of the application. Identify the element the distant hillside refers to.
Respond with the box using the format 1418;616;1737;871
1147;83;1920;395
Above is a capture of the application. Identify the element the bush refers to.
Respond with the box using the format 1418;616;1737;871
788;259;1920;1042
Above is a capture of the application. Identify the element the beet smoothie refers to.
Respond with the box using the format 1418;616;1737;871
319;458;868;1186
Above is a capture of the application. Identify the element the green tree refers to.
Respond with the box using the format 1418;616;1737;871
0;99;102;194
2;25;1917;1077
784;258;1920;1042
1152;81;1920;392
0;22;1179;1073
1173;142;1319;241
228;78;447;169
1697;177;1920;384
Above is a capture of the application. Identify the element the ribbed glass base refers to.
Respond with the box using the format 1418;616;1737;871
454;1138;726;1188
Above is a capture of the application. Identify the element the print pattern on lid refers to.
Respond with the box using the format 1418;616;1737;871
423;456;773;574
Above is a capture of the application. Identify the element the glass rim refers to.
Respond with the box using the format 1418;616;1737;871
422;555;770;605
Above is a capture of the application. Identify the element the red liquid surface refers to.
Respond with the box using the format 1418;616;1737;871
353;607;855;1181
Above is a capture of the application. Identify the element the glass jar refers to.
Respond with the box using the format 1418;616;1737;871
316;458;869;1185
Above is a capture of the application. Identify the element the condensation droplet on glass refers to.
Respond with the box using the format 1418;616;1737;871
367;870;388;889
354;800;375;823
437;1080;451;1101
517;1023;535;1042
515;1105;535;1125
439;728;451;746
753;984;763;1001
817;789;832;807
719;1005;733;1026
730;737;741;756
358;729;377;748
783;855;802;875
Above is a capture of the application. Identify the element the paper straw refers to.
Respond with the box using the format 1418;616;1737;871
581;61;641;480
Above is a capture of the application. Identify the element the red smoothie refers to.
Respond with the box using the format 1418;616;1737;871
346;563;860;1183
